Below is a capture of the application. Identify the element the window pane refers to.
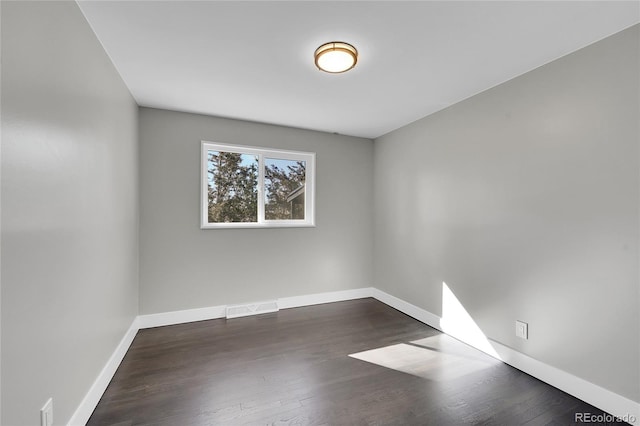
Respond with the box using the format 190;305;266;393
207;150;258;223
265;158;306;220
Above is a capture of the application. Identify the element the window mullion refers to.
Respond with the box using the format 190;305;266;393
257;153;265;224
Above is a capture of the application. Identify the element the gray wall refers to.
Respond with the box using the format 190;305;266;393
139;108;374;314
374;25;639;402
1;2;139;425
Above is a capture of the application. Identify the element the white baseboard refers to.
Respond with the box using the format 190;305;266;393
71;287;640;425
490;339;640;424
278;287;373;309
67;317;139;426
370;287;640;425
138;304;226;329
137;288;373;329
369;288;442;329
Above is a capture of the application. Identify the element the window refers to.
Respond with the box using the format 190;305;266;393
201;141;315;228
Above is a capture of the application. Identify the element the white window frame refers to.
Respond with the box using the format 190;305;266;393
201;141;316;229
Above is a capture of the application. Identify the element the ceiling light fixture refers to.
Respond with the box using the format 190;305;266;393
314;41;358;74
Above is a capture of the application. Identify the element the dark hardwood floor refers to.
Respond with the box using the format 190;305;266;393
88;298;625;425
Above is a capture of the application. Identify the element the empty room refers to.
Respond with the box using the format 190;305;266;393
1;1;639;425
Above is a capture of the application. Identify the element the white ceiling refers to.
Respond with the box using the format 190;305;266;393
77;1;639;139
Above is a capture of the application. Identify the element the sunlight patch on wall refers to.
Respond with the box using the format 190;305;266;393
440;282;501;359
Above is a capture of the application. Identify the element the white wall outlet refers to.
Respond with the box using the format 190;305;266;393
40;398;53;426
516;320;528;340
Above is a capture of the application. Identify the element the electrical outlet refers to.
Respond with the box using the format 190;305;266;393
40;398;53;426
516;320;528;340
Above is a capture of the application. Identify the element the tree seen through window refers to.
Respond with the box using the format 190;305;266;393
207;151;258;223
207;151;307;223
265;158;306;220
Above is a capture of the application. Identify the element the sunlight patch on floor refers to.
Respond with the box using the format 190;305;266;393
349;334;499;382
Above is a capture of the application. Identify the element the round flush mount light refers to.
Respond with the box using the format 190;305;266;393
314;41;358;73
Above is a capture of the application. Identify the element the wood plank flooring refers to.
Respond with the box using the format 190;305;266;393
87;298;625;425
